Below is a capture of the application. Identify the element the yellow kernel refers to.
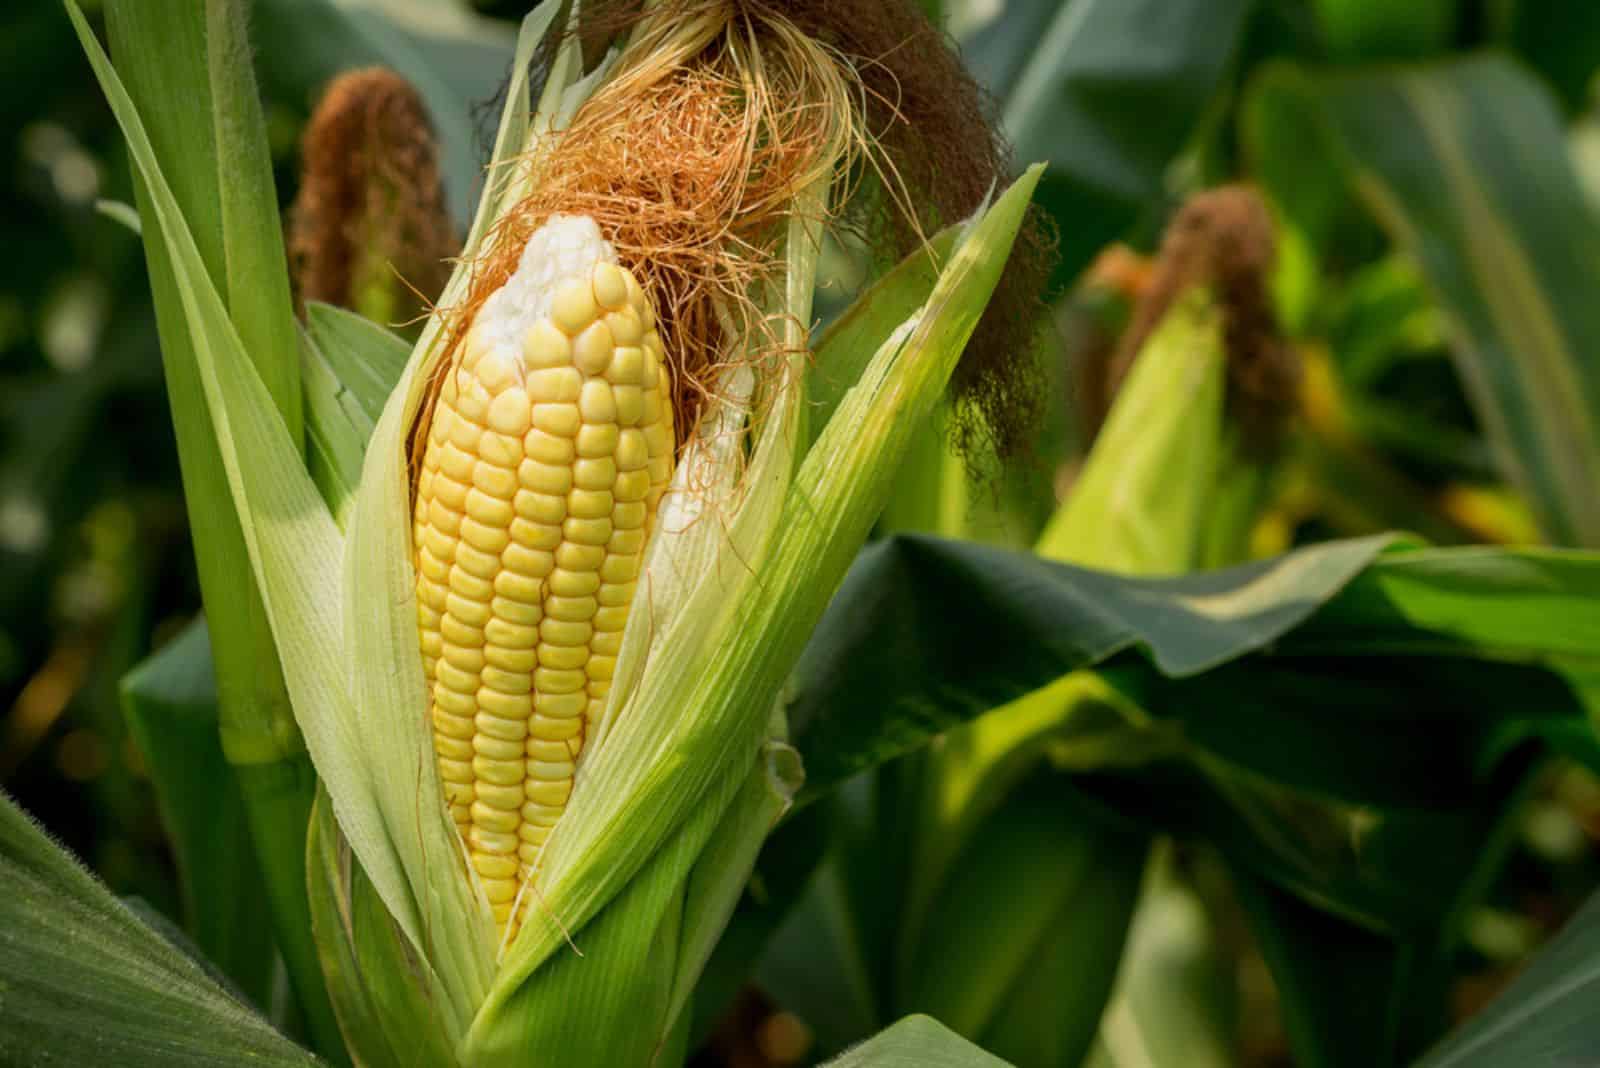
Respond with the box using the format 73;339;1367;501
514;492;565;526
613;501;647;531
438;757;474;783
569;489;613;519
474;714;527;744
487;388;533;436
485;645;537;673
573;457;616;491
478;429;520;467
614;469;650;503
508;512;559;547
524;320;572;369
607;346;644;386
564;516;612;545
577;423;619;458
431;474;468;510
592;262;629;309
590;632;621;655
472;846;520;875
475;782;523;810
525;779;572;807
472;463;518;500
456;381;491;423
538;643;589;670
480;878;517;906
436;660;478;694
552;279;598;334
420;524;456;560
434;685;475;717
526;366;581;403
460;517;511;555
535;690;587;718
548;569;601;597
449;412;481;451
473;734;523;762
418;578;449;611
555;543;605;571
454;542;501;580
623;271;647;313
600;555;640;584
595;605;630;631
606;308;643;347
475;350;520;394
465;488;515;527
608;528;645;555
573;321;614;376
614;385;644;426
485;618;538;649
426;498;461;537
526;738;572;762
519;462;573;497
493;567;544;602
441;643;484;672
615;429;648;472
477;689;532;720
445;592;492;627
446;570;490;608
540;618;592;647
640;388;662;426
545;595;598;623
435;735;474;761
528;759;576;782
578;379;616;424
598;581;637;607
525;429;575;466
440;613;484;648
482;666;533;695
490;594;542;627
534;667;587;694
532;403;581;437
440;444;475;482
418;547;451;582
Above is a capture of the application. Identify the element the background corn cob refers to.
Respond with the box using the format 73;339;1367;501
412;215;674;932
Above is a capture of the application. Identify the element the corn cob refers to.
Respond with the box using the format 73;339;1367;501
412;215;674;931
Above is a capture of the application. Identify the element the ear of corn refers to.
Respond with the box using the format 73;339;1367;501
412;215;674;933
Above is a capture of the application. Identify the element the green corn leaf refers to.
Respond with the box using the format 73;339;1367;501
304;302;412;425
301;328;372;527
1250;57;1600;547
823;1015;1014;1068
0;790;319;1067
120;618;275;1009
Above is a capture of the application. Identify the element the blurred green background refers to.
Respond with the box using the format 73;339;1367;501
9;1;1600;1065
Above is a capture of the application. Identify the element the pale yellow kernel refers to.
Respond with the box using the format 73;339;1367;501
532;403;581;437
514;492;566;526
538;643;589;670
436;660;478;694
592;262;629;309
492;569;543;605
418;547;451;582
427;498;462;538
475;782;524;810
439;614;483;648
474;709;527;742
644;419;673;456
509;517;561;551
430;405;455;444
475;350;520;394
613;469;650;503
485;618;537;649
577;424;620;458
525;429;575;466
524;320;572;369
433;686;475;718
573;321;614;376
420;631;443;659
487;388;533;436
526;738;573;762
420;524;456;561
552;278;598;334
528;759;577;781
479;429;521;467
607;346;644;386
480;878;518;905
545;595;598;624
599;555;640;584
486;597;544;629
572;457;616;491
518;462;573;496
525;779;573;807
535;667;587;693
438;757;474;783
484;645;537;672
615;429;649;472
535;690;588;718
434;734;474;761
587;656;616;681
614;385;644;426
472;847;520;876
472;463;518;500
605;308;643;348
643;328;662;356
441;643;485;672
464;488;515;527
640;388;662;426
569;489;613;520
457;381;492;423
540;618;592;647
526;366;581;403
473;734;523;762
477;688;532;720
502;546;553;578
523;804;563;830
530;713;582;741
439;443;475;483
548;569;601;597
431;474;468;510
608;528;645;555
564;516;612;545
446;570;489;609
454;542;501;580
613;501;647;531
598;581;637;607
460;517;511;555
448;413;481;451
555;542;605;571
623;271;647;314
578;379;616;424
482;666;533;694
445;592;492;627
594;605;630;631
418;578;449;611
